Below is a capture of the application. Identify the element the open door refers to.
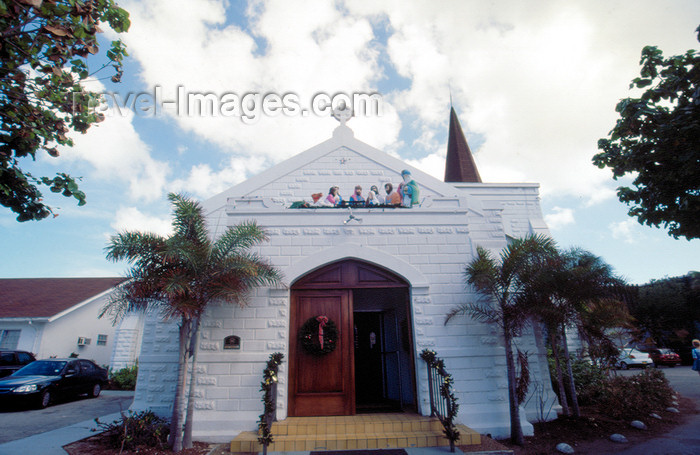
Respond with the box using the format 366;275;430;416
289;260;413;416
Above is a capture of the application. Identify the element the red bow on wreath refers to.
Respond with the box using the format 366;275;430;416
316;315;329;349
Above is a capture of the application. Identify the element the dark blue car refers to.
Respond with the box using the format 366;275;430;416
0;359;108;409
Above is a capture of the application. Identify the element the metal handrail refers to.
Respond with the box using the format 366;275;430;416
420;349;460;452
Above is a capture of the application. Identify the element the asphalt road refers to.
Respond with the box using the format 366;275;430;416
615;365;700;454
0;390;134;444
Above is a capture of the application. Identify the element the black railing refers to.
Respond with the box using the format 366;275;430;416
420;349;460;452
258;353;283;455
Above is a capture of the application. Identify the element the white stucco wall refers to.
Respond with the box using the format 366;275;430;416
36;291;118;366
131;125;557;442
0;320;44;353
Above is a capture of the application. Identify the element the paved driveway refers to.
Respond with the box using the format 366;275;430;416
0;390;134;444
615;365;700;454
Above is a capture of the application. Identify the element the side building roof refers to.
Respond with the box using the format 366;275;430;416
0;277;126;319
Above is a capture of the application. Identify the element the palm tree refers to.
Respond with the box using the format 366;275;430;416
103;193;282;451
526;248;629;417
446;234;556;445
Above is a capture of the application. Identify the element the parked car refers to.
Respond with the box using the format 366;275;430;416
0;350;36;378
616;348;654;369
648;348;682;367
0;358;107;409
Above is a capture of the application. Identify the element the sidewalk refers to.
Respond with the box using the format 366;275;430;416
0;420;484;455
0;411;124;455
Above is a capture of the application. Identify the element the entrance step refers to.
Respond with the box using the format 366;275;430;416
230;413;481;453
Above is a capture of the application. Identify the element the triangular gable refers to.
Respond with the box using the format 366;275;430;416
203;125;462;213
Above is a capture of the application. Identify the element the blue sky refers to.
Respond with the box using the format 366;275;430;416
1;0;698;284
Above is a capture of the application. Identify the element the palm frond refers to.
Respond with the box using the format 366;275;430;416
211;221;269;262
105;232;167;265
445;302;501;326
168;193;209;245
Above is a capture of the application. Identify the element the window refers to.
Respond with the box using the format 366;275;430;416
80;360;95;373
17;352;34;365
0;352;15;366
97;334;108;346
0;330;20;349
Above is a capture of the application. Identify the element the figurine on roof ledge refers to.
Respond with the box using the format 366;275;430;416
349;185;365;206
366;185;381;206
325;186;341;206
384;183;401;206
401;170;420;207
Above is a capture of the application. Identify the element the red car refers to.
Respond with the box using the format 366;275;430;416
649;348;681;367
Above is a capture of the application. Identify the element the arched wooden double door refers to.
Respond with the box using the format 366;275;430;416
289;260;411;417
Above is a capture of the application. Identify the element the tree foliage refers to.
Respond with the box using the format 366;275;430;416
626;272;699;356
1;0;130;221
594;26;700;240
446;234;557;446
103;193;282;451
525;248;630;417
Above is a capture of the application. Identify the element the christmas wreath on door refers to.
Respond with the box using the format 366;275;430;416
300;315;338;355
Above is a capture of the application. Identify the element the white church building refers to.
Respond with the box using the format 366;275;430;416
131;109;557;443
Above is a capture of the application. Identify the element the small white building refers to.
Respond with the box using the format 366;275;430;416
132;110;557;441
0;277;142;370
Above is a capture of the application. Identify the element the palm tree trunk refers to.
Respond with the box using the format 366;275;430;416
549;330;569;416
169;318;191;452
183;317;201;449
560;324;580;417
504;328;524;445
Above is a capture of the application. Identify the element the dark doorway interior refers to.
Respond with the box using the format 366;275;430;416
353;289;415;413
354;312;385;409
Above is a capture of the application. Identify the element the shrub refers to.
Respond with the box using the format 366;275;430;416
569;358;608;406
597;369;675;419
94;410;169;451
109;363;138;390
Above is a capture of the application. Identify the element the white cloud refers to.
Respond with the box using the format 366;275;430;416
110;0;698;209
347;0;700;204
119;0;402;163
171;155;268;198
545;207;575;230
57;109;170;202
404;153;446;181
609;219;644;244
110;206;173;237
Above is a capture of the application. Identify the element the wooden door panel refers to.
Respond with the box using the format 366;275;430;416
289;290;354;416
296;294;344;394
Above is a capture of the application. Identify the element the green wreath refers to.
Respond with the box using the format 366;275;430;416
299;315;338;356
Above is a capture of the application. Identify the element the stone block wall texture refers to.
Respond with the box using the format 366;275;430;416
111;312;145;371
132;146;555;441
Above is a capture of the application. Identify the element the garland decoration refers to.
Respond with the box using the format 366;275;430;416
258;352;284;454
300;315;338;355
420;349;460;452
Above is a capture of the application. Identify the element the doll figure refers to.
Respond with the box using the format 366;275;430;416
400;170;420;207
325;186;341;206
384;183;401;206
366;185;381;206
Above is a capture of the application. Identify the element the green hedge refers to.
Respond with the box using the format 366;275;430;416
109;363;138;390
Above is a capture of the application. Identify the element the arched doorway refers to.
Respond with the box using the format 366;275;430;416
288;259;416;417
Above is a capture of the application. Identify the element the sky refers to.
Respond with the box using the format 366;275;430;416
1;0;698;285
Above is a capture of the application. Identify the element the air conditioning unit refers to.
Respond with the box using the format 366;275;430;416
77;337;91;346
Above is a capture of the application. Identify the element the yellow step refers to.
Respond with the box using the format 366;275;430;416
230;414;480;453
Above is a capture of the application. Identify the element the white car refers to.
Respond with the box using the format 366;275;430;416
616;348;654;369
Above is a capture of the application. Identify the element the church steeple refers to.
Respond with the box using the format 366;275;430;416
444;107;482;183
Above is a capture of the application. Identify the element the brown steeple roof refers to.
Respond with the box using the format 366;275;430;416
444;107;482;183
